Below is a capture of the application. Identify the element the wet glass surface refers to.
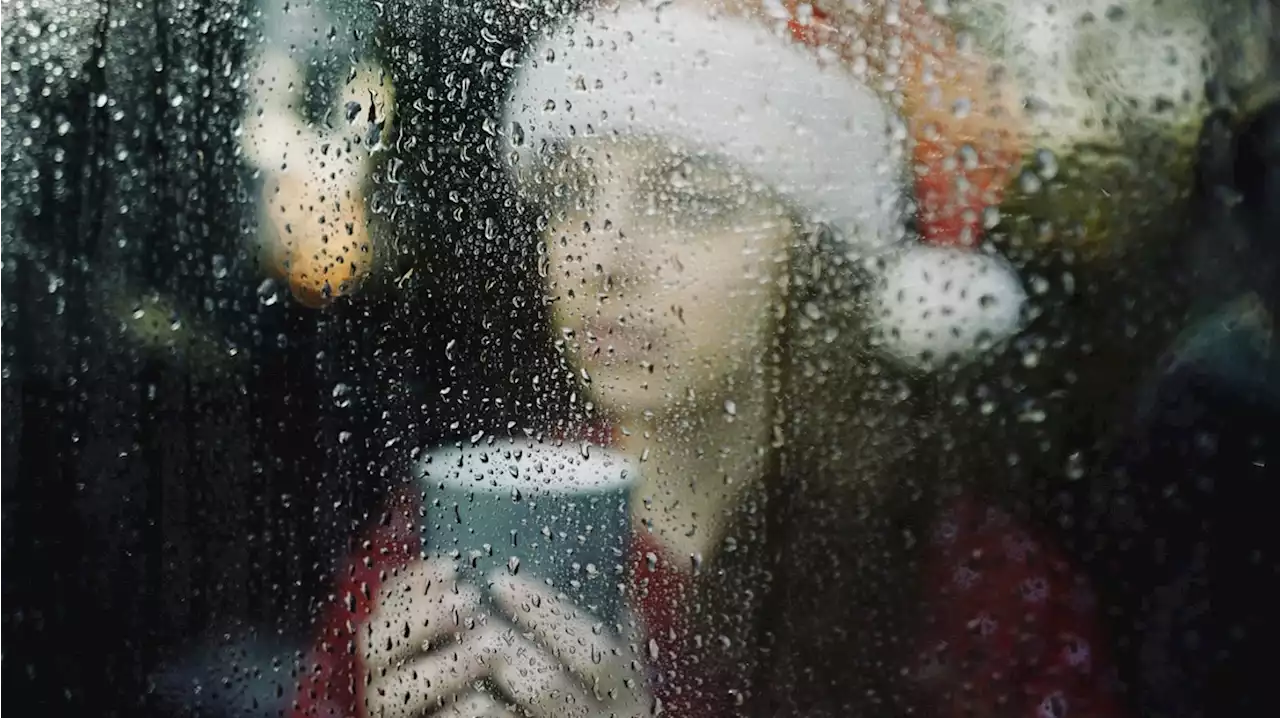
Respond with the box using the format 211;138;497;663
3;2;1278;717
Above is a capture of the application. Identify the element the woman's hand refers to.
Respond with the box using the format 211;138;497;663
362;558;491;717
362;558;651;718
486;571;650;717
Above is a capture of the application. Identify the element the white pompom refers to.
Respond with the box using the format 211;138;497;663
870;245;1027;369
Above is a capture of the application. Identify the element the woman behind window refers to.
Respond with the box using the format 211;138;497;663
284;2;1222;717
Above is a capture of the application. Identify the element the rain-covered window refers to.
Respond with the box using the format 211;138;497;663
4;1;1278;717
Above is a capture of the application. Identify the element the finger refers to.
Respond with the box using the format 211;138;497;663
487;573;635;691
364;560;487;670
377;557;460;601
365;558;458;662
366;627;504;718
427;691;521;718
485;630;603;718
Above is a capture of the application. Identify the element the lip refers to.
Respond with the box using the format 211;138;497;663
578;317;663;363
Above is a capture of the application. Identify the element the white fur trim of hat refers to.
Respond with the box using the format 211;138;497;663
501;1;1026;369
501;2;903;247
869;245;1027;368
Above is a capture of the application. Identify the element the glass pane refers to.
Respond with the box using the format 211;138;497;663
3;2;1277;718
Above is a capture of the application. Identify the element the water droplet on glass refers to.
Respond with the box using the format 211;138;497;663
507;556;521;575
211;254;229;279
366;123;384;150
982;205;1001;229
1018;169;1043;194
1034;149;1059;180
332;383;352;408
1065;451;1085;480
257;278;280;306
1017;401;1047;424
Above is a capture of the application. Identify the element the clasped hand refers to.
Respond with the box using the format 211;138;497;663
362;558;652;718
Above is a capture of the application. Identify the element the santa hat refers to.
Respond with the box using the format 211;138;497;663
501;0;1027;369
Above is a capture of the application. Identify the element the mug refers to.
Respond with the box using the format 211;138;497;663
416;440;637;626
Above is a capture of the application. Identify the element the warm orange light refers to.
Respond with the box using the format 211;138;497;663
260;171;372;308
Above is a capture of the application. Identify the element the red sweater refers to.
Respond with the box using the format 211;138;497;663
287;488;1120;718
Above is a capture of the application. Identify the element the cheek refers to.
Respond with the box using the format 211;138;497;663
674;244;778;350
544;236;590;307
691;279;772;348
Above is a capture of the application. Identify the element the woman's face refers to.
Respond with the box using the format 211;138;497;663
540;139;796;418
